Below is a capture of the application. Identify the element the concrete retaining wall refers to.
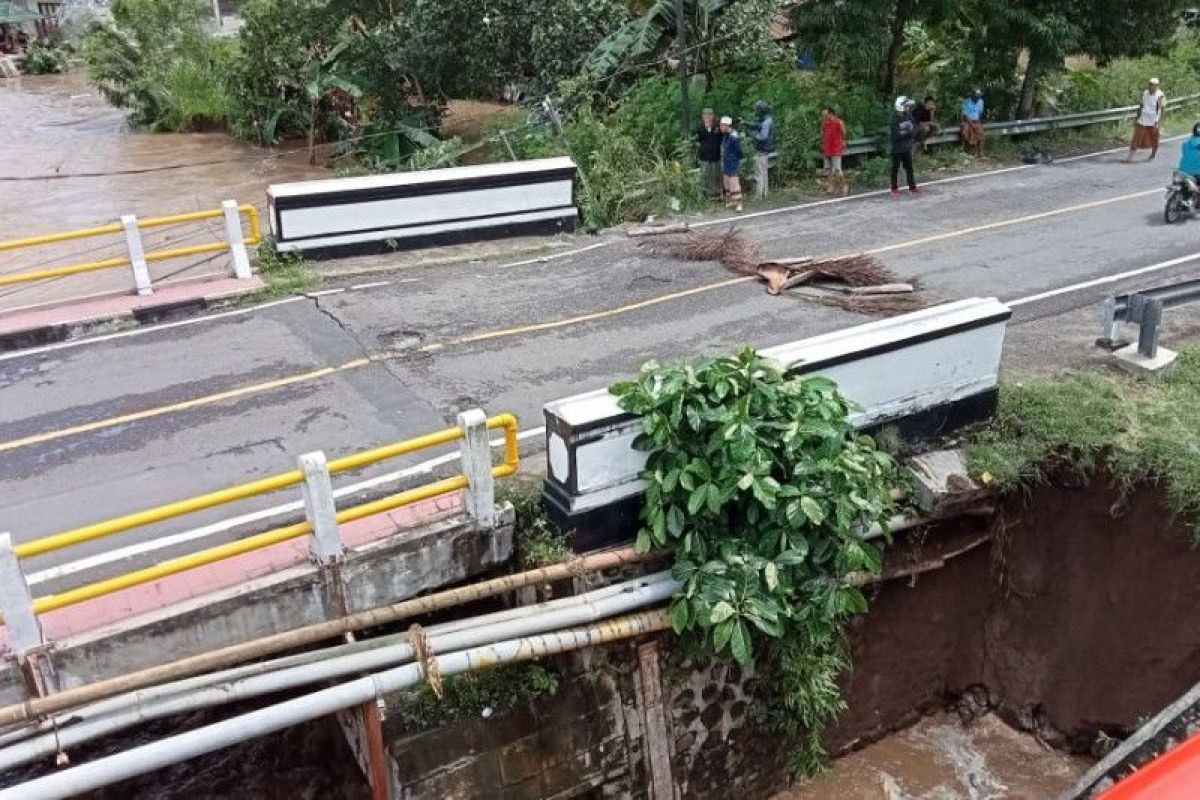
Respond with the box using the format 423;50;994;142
0;510;513;705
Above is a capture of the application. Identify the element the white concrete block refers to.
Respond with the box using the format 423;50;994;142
1112;344;1178;380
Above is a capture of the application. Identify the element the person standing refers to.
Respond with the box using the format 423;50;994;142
696;107;724;198
1127;78;1166;162
720;116;744;213
749;100;776;200
961;89;985;157
890;97;919;197
821;106;848;196
914;96;939;152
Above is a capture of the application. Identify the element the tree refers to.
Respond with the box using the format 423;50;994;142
585;0;738;82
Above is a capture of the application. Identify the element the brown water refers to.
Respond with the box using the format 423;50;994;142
779;713;1091;800
0;73;325;310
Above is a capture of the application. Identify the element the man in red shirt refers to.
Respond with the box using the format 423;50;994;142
821;107;848;196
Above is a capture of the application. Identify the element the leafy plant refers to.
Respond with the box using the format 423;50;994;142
80;0;235;131
611;347;902;770
20;41;68;75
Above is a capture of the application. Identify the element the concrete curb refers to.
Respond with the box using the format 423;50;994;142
0;277;264;353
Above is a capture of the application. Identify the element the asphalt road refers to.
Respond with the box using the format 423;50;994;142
4;145;1200;581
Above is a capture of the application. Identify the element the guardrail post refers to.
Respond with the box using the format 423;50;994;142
0;533;42;655
457;409;496;528
222;200;253;280
121;214;153;296
1137;297;1164;359
300;451;342;565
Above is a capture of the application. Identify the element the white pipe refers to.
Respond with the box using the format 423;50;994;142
0;576;661;749
0;576;676;771
1;609;670;800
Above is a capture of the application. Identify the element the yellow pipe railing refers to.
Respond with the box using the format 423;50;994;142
18;413;520;615
0;204;262;288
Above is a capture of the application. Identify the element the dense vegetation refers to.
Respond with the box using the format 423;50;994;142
612;349;904;771
76;0;1200;226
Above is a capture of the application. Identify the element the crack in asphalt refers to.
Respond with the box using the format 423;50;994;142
307;293;423;393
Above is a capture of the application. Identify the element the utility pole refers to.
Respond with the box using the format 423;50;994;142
675;0;689;137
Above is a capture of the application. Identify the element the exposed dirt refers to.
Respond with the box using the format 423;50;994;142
829;474;1200;759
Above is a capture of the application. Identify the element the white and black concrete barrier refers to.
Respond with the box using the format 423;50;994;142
266;157;578;257
543;297;1012;550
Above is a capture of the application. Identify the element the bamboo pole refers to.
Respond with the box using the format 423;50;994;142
0;547;655;729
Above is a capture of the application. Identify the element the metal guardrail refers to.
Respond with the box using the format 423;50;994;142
0;201;262;293
1099;278;1200;357
0;411;520;653
844;93;1200;156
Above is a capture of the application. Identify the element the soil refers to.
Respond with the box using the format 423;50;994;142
828;473;1200;758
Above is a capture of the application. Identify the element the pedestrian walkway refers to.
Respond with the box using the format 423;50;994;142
0;275;264;350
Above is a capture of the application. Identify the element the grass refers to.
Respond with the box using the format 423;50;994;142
393;663;561;734
498;478;572;568
238;238;320;304
965;348;1200;535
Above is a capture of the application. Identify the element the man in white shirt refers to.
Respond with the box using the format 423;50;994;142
1127;77;1165;162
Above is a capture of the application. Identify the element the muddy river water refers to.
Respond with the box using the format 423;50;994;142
0;73;324;310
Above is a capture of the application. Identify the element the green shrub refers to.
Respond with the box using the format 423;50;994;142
80;0;234;131
21;41;68;75
612;348;904;770
1061;37;1200;113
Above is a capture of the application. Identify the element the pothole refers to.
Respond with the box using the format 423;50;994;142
377;329;425;353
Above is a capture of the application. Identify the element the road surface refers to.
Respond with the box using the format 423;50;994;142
3;145;1200;583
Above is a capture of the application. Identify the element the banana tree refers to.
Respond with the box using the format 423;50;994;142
301;36;364;163
584;0;734;82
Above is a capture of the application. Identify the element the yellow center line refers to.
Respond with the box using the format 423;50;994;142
427;186;1161;351
0;186;1158;454
0;357;374;455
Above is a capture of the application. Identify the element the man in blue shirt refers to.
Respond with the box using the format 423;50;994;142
1178;123;1200;176
961;89;985;158
720;116;743;213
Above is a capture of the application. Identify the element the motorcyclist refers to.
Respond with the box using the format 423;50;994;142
1178;122;1200;177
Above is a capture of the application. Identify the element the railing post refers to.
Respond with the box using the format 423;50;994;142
299;451;342;566
222;200;253;280
1137;297;1164;359
0;533;43;655
457;409;496;528
121;214;153;296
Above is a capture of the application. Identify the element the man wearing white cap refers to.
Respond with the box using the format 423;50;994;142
1128;78;1166;162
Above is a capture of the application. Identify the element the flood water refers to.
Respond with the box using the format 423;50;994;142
779;712;1092;800
0;73;325;310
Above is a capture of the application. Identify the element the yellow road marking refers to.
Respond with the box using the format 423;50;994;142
428;187;1162;351
0;357;374;454
2;187;1159;454
422;276;755;352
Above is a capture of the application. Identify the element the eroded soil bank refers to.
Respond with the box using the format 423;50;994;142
833;474;1200;761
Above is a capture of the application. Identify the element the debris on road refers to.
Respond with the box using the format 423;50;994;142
644;226;924;314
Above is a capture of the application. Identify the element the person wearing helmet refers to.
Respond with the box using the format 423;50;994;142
961;89;985;157
890;97;919;197
1177;122;1200;177
748;99;776;200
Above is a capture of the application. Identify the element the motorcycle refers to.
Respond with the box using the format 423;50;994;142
1164;170;1199;224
